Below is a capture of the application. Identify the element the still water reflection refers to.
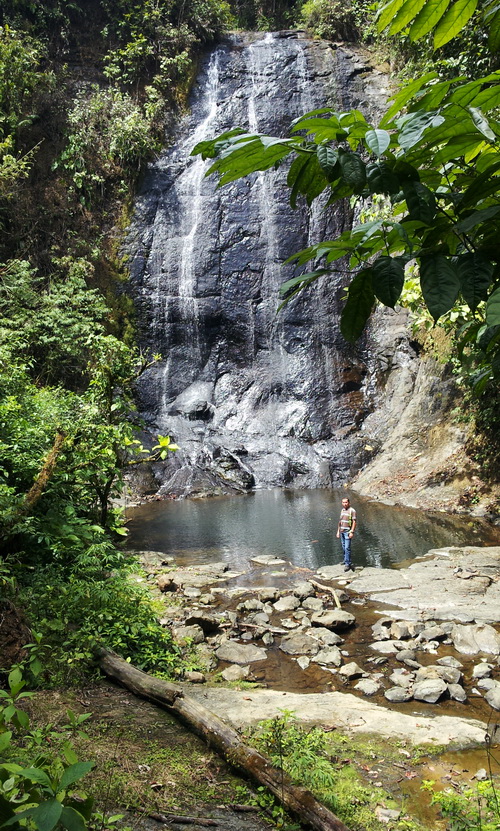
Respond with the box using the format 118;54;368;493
125;489;500;570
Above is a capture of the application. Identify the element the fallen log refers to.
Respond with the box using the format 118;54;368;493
97;648;351;831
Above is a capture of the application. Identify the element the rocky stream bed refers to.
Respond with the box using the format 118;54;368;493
132;545;500;748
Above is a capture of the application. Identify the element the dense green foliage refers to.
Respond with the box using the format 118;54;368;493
0;0;233;684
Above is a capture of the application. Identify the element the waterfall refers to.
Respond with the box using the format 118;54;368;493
126;32;384;498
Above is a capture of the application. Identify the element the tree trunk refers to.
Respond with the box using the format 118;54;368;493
96;648;351;831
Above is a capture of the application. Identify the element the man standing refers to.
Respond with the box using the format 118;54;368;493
336;497;356;572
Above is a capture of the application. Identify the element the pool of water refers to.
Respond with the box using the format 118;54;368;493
125;489;500;570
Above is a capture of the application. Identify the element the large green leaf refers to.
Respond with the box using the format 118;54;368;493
468;107;496;141
420;255;460;320
338;151;366;191
434;0;478;49
403;181;436;224
371;257;406;308
59;807;87;831
17;768;53;790
340;270;375;342
316;145;339;180
488;7;500;50
377;0;410;31
456;254;494;310
11;800;63;831
58;762;94;793
455;205;500;233
380;73;438;126
398;111;445;150
364;129;391;157
409;0;451;40
486;287;500;326
388;0;428;33
366;162;400;194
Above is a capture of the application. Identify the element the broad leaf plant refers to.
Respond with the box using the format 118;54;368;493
193;0;500;391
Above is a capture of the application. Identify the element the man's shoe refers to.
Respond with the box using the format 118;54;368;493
344;564;350;572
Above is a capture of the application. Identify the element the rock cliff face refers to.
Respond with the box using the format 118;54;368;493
125;32;424;498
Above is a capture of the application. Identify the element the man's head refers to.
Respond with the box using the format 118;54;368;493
342;498;350;509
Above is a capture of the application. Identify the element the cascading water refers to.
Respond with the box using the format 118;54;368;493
126;32;399;498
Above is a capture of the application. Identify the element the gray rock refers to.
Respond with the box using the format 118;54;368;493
237;598;265;612
451;623;500;655
311;610;356;630
413;679;448;703
274;595;301;612
221;664;250;682
371;619;393;641
184;671;206;683
375;807;401;823
172;624;205;644
435;666;462;685
384;687;413;702
297;655;310;670
215;641;268;665
354;678;381;696
389;669;415;688
474;768;488;781
309;627;344;646
472;663;493;679
293;581;315;599
420;625;447;641
251;555;287;566
302;597;324;612
485;687;500;710
258;587;280;602
281;617;300;629
477;678;498;691
312;646;343;667
183;586;202;599
437;655;463;668
339;662;364;680
184;612;222;634
262;632;274;646
448;684;467;702
279;634;320;656
390;621;411;640
370;640;408;654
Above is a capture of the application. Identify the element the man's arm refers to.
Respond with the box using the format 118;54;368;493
348;512;356;537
